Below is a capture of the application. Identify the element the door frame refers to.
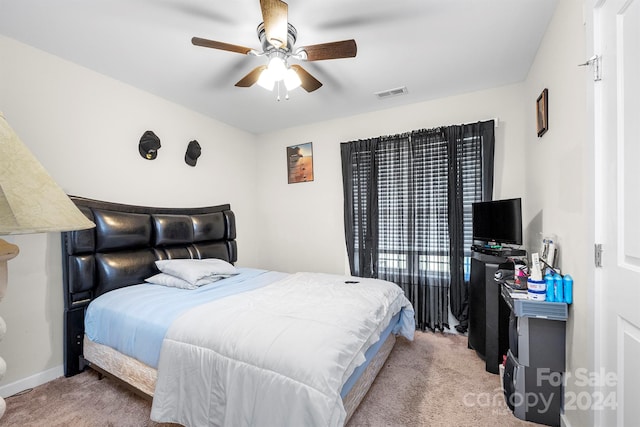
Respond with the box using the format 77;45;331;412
585;0;605;425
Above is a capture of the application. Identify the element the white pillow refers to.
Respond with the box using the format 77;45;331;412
199;258;238;275
144;273;214;290
154;258;238;286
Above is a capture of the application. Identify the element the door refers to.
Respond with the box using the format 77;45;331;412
594;0;640;425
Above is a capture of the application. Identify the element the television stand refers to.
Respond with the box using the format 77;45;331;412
468;247;526;373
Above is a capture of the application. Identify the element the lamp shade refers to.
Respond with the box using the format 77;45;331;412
0;113;95;234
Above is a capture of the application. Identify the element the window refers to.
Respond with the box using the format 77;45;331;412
341;121;494;332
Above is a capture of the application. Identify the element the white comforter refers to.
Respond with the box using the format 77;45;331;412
150;272;414;427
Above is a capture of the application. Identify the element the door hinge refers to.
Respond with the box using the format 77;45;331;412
578;55;602;81
595;243;603;268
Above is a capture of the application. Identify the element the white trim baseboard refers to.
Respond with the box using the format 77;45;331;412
0;365;64;398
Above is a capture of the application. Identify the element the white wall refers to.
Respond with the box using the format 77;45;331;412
254;84;528;275
0;35;260;388
522;1;593;426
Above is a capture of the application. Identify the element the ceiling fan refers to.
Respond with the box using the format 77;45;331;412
191;0;357;96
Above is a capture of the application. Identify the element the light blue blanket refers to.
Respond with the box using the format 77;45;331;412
85;268;288;368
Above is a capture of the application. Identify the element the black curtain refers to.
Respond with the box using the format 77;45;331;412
341;121;494;332
341;137;382;278
446;122;494;333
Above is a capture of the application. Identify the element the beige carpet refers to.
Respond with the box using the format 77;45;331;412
2;332;537;427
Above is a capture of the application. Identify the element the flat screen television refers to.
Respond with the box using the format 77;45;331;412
472;198;523;245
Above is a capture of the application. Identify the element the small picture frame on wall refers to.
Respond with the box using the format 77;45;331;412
287;142;314;184
537;88;549;137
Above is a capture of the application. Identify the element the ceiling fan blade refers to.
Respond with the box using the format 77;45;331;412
299;39;357;61
192;37;253;55
290;65;323;92
235;65;268;87
260;0;288;49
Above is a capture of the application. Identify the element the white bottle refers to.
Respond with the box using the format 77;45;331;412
546;240;556;267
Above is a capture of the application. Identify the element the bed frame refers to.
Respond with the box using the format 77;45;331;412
60;196;394;423
61;196;237;377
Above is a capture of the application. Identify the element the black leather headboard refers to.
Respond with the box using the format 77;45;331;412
61;196;237;376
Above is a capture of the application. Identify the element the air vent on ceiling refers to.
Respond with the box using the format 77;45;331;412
374;86;408;100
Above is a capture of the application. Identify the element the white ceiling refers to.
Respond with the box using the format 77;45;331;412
0;0;558;134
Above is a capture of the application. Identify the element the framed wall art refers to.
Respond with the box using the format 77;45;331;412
287;142;314;184
536;88;549;137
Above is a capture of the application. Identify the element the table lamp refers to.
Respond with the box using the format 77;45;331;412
0;112;95;418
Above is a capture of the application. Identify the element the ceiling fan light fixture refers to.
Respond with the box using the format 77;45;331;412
267;55;287;81
257;68;276;91
284;68;301;91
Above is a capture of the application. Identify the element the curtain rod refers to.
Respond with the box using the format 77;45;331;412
474;118;500;128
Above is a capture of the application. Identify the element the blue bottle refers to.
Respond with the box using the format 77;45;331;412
545;273;555;302
554;273;564;302
563;274;573;304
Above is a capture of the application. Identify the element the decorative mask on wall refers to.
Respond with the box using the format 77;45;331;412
138;130;161;160
185;140;201;167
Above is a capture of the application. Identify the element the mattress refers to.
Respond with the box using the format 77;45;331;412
83;331;397;423
83;312;400;400
84;268;415;425
84;268;400;397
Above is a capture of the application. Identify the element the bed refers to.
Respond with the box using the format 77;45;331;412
61;196;415;426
